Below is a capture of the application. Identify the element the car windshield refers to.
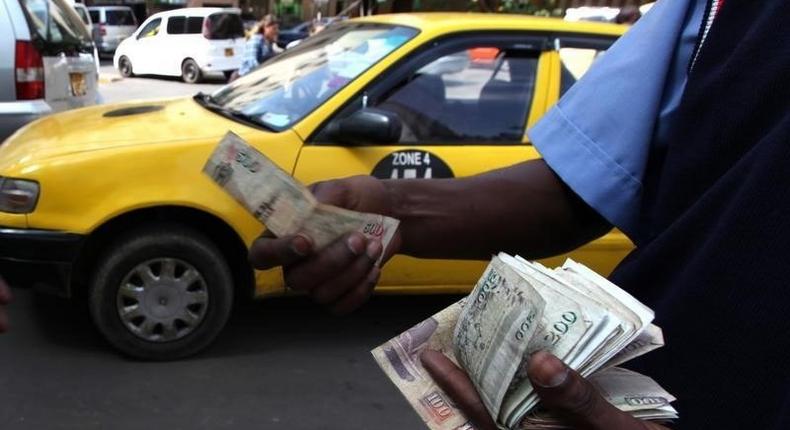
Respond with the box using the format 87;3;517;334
210;23;418;130
20;0;93;52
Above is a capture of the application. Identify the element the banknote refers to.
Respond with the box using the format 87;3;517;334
203;132;400;257
371;300;479;430
373;255;677;430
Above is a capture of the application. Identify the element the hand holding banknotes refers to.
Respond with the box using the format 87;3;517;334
248;176;402;314
421;349;669;430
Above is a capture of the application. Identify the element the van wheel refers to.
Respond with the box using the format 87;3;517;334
118;56;134;78
181;59;202;84
89;224;233;360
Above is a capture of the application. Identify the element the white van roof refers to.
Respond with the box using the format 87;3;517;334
151;7;240;19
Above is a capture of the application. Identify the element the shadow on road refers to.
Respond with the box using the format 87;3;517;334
18;286;462;360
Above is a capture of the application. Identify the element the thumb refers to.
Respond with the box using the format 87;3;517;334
528;351;658;430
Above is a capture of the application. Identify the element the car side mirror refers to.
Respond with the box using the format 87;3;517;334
326;108;402;146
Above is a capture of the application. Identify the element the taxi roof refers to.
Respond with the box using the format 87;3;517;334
354;12;627;37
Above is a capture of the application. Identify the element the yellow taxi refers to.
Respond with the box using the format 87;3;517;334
0;13;630;359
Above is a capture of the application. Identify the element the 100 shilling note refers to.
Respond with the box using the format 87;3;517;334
371;300;479;430
203;132;400;256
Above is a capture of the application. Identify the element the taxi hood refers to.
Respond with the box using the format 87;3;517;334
0;97;262;168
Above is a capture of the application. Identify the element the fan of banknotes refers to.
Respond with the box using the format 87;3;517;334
372;254;677;430
203;132;400;260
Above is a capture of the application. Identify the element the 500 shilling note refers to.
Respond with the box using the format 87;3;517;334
203;132;400;256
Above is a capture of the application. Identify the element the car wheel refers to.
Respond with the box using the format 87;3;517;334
223;70;236;82
181;59;202;84
89;224;233;360
118;56;134;78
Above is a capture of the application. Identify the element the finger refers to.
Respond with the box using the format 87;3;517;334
249;233;313;270
420;349;497;430
309;180;350;206
329;266;381;315
529;351;660;430
311;240;382;305
285;232;368;292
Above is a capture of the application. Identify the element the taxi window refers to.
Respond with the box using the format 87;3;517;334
557;37;616;96
319;36;542;145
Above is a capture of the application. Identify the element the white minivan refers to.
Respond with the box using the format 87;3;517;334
0;0;99;142
114;8;245;83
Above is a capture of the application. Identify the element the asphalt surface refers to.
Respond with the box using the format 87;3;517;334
98;60;226;105
1;286;460;430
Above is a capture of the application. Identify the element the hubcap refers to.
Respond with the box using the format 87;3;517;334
116;258;209;342
185;64;196;81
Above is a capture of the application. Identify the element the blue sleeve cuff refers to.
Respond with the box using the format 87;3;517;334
530;105;642;238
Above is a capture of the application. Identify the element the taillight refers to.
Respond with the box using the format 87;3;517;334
15;41;44;100
99;23;106;36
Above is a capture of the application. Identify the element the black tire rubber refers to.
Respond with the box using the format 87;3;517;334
181;58;202;84
89;224;233;360
118;56;134;78
223;70;235;82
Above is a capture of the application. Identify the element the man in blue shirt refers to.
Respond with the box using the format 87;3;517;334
238;14;280;77
250;0;790;428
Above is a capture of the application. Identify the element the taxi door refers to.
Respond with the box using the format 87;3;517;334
292;33;554;293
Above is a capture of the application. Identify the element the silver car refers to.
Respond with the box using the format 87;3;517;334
88;5;137;55
0;0;100;142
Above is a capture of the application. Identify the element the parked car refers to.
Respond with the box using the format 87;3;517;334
277;16;341;48
88;5;137;55
0;14;629;360
0;0;99;143
114;8;245;83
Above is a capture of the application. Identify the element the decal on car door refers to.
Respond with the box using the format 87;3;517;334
372;150;454;180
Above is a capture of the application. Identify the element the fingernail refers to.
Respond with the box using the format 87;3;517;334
346;234;366;256
530;351;569;388
290;235;312;256
366;240;382;260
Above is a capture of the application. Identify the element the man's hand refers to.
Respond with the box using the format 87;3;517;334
420;349;669;430
0;275;12;333
248;176;401;314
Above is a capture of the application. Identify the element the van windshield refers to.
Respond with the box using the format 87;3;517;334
206;13;244;39
20;0;93;53
106;9;136;26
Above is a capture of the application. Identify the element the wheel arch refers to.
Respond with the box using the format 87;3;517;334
72;205;254;301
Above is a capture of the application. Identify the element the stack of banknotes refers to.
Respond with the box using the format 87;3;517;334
372;254;677;429
203;132;399;259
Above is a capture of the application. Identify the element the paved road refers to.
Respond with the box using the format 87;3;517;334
1;285;459;429
98;60;226;104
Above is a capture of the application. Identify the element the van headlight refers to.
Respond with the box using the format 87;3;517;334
0;178;40;213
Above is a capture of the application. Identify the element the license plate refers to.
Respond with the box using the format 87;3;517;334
69;73;87;97
225;48;234;57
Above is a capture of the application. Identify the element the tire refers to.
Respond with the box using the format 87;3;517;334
89;224;234;360
118;56;134;78
223;70;236;82
181;58;202;84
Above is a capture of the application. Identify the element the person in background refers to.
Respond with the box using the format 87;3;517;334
237;14;281;77
615;6;641;24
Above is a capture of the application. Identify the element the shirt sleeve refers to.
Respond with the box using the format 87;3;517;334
528;0;705;239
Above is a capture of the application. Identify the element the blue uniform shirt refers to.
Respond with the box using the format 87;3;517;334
529;0;705;240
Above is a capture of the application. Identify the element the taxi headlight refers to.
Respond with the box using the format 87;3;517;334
0;178;40;213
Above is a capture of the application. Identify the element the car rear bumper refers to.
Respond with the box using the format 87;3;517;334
201;55;243;72
0;227;85;297
0;100;52;144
